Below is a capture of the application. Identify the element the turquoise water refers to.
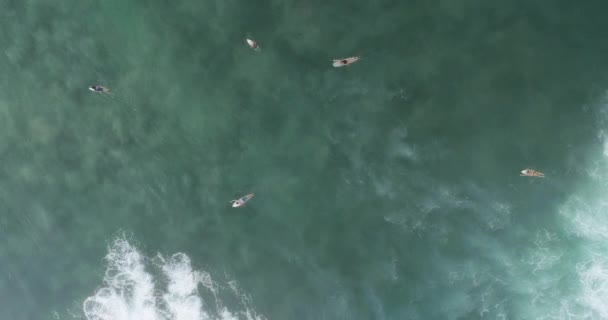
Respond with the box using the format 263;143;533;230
3;0;608;319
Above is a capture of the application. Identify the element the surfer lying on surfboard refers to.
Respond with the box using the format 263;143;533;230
333;56;359;67
520;169;544;178
230;193;254;207
89;85;110;93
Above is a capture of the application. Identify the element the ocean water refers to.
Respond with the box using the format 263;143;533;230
3;0;608;319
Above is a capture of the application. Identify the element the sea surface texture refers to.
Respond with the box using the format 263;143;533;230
2;0;608;319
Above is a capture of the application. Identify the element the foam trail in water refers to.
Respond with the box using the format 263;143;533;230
83;236;265;320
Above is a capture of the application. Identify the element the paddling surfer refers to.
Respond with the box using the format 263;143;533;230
230;193;254;207
333;56;359;67
520;169;545;178
88;85;110;93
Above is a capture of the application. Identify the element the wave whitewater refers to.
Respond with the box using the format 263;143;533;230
553;95;608;319
83;237;265;320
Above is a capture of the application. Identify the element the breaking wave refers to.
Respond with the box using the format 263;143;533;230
83;236;265;320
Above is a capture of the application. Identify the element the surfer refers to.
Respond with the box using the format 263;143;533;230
246;39;261;52
88;85;109;93
333;56;359;68
520;169;545;178
230;193;254;208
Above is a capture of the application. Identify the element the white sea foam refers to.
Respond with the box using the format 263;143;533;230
552;95;608;319
566;196;608;317
576;257;608;319
525;230;563;274
83;236;265;320
83;238;158;320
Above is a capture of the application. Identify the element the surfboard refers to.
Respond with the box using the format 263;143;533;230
246;39;261;51
332;60;346;67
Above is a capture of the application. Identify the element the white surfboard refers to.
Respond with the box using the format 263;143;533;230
246;39;261;52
